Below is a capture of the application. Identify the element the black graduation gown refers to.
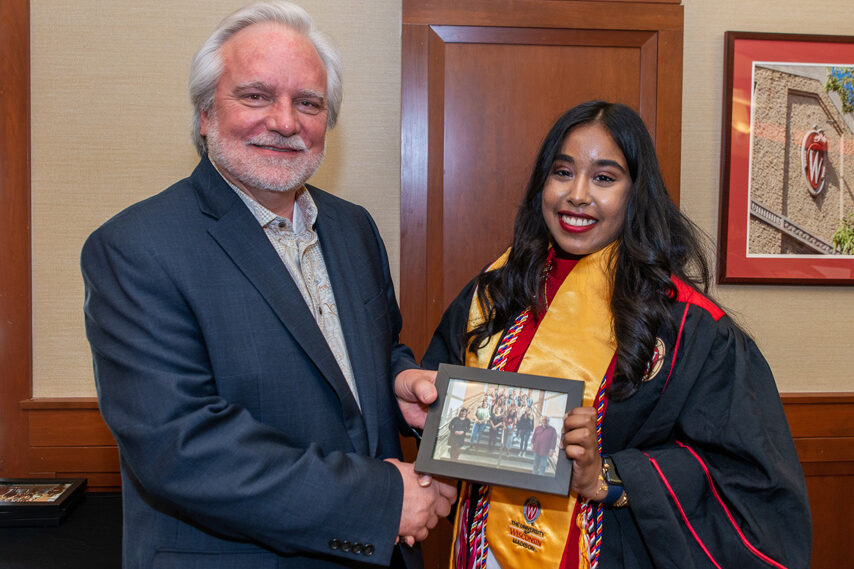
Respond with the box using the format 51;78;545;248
422;278;811;569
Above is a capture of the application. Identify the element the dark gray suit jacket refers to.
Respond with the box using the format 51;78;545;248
82;157;420;568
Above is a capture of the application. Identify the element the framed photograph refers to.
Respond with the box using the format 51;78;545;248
415;364;584;495
719;31;854;284
0;478;87;527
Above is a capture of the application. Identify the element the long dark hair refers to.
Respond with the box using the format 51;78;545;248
467;101;711;400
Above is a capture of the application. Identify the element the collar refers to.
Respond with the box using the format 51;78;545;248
209;158;317;233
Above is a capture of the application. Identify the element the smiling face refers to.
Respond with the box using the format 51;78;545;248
201;22;328;203
541;122;632;256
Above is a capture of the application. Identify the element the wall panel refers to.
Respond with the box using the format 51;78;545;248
17;394;850;565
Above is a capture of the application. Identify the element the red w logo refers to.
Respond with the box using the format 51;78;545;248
801;129;828;196
523;497;541;523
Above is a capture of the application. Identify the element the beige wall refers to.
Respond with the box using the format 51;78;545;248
681;0;854;392
31;0;853;397
30;1;401;396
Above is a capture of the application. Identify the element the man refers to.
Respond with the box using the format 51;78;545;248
81;2;452;568
531;416;558;476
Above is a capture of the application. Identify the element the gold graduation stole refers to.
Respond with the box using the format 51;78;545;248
454;243;618;568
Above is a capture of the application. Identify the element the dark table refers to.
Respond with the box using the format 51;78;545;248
0;493;122;569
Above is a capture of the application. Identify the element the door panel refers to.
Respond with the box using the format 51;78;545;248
439;31;650;306
401;1;684;360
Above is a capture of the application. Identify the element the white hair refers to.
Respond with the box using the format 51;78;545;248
188;1;343;156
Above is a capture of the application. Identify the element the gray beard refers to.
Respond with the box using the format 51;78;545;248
205;121;324;194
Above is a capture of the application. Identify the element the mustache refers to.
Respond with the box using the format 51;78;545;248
247;133;307;151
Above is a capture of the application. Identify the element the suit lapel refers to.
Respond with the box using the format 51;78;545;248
313;194;381;457
192;159;368;454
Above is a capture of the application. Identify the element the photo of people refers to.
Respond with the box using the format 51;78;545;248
431;378;567;477
0;483;70;503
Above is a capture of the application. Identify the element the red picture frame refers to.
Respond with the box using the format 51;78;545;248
719;31;854;284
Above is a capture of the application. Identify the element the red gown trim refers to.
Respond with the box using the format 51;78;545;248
644;452;724;569
675;441;790;569
672;276;725;321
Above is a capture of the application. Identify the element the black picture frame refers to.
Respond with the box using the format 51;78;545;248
0;478;87;527
415;364;584;495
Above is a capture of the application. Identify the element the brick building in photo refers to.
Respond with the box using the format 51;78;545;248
748;64;854;256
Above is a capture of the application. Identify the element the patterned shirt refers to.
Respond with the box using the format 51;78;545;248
214;166;360;409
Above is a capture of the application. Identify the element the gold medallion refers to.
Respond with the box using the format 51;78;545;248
642;337;666;382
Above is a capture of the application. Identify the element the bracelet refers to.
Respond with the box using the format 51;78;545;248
593;455;628;506
600;483;624;505
588;472;609;502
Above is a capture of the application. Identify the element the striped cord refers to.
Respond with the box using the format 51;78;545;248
468;308;531;566
581;373;609;568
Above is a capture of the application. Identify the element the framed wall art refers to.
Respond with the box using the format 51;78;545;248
719;31;854;284
0;478;86;526
415;364;583;495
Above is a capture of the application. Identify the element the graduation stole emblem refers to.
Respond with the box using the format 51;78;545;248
453;243;618;568
642;337;666;382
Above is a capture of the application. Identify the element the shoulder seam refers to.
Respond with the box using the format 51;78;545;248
671;277;725;321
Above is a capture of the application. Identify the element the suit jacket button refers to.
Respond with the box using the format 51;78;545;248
328;539;340;550
341;540;352;552
364;544;374;556
352;542;363;554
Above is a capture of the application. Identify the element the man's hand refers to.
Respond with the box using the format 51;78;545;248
394;369;438;429
386;459;457;542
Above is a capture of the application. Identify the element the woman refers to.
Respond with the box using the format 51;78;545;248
516;408;535;456
487;404;504;449
494;389;507;410
501;405;517;455
448;407;472;460
422;101;810;569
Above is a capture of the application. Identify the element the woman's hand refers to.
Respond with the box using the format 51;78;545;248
563;407;605;501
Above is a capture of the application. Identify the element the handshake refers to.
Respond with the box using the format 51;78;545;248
386;459;457;545
391;368;458;545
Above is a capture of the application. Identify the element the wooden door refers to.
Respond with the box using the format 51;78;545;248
400;0;684;360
